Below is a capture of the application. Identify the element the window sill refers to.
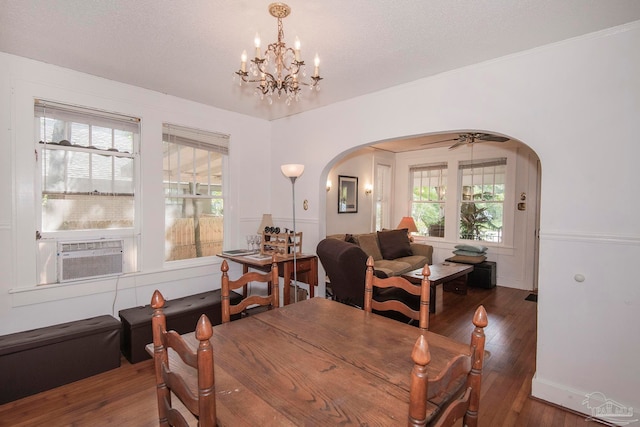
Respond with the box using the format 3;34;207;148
9;259;223;308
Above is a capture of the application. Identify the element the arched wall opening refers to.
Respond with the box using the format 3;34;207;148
318;130;541;292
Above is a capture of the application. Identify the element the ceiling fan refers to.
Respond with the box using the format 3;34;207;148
421;132;510;150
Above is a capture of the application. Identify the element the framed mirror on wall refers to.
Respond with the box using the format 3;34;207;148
338;175;358;213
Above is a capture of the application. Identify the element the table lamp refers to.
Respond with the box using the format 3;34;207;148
397;216;418;241
258;213;274;234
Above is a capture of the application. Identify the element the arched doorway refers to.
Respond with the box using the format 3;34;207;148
322;130;541;292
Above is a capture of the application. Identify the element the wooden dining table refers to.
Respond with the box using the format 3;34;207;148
149;297;471;425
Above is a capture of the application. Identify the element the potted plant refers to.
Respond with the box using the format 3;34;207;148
460;203;490;240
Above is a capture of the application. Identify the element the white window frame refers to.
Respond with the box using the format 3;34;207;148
34;99;141;284
410;163;448;237
163;123;229;263
458;158;507;243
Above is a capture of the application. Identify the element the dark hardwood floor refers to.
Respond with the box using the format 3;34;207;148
0;286;600;426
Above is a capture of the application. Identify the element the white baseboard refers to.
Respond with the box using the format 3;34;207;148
532;375;639;425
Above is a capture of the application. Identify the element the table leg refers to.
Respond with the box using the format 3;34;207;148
283;260;292;306
309;257;317;299
435;284;443;313
242;265;249;298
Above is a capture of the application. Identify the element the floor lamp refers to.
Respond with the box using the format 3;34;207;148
281;164;304;303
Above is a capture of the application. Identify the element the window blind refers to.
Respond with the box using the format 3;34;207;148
459;158;506;169
35;99;140;134
163;123;229;155
410;162;448;173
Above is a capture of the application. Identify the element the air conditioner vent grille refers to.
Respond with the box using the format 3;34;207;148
58;240;123;282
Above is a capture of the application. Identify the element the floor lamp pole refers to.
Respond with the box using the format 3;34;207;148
280;164;304;304
289;176;298;303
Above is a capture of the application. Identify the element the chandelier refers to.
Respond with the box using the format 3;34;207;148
234;3;322;105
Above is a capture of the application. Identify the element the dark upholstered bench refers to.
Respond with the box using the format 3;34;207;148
119;289;241;364
444;259;497;289
0;315;121;404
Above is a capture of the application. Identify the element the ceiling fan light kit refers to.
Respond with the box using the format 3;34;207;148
234;2;323;105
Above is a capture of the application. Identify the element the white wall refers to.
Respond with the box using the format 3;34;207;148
0;52;271;335
325;148;375;235
271;22;640;418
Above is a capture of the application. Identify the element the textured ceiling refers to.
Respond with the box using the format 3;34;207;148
2;0;640;121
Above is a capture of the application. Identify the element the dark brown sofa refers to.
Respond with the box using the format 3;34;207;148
317;238;429;326
327;230;432;277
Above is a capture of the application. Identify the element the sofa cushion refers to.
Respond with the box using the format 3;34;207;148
377;229;412;259
374;259;412;277
396;255;429;271
376;256;428;276
410;243;433;263
327;234;346;241
354;233;383;261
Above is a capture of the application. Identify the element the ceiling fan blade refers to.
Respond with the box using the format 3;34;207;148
421;137;459;146
475;133;510;143
448;140;467;150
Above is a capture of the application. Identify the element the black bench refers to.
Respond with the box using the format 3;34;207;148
0;315;121;404
445;259;497;289
119;289;241;364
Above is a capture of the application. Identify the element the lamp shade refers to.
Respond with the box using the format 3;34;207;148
281;164;305;178
397;216;418;233
258;213;274;234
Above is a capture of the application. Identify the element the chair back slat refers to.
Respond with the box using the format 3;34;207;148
425;354;472;400
408;305;488;427
164;330;197;367
364;256;431;329
151;289;217;427
221;256;279;323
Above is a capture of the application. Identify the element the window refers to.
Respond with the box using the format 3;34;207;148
410;163;447;237
459;158;506;242
163;124;229;261
36;101;138;232
35;100;140;284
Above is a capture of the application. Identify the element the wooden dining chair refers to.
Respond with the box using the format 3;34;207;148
151;290;216;427
408;305;488;427
364;256;431;329
220;255;279;323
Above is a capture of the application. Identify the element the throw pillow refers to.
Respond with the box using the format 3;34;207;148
355;233;383;261
454;244;488;253
453;249;487;257
377;229;413;260
447;254;487;264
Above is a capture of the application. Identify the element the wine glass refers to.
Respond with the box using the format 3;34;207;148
255;234;262;252
246;235;253;251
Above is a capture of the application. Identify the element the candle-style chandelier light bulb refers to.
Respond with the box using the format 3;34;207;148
235;2;323;105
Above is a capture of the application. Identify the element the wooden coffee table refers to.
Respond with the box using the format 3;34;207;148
401;262;474;313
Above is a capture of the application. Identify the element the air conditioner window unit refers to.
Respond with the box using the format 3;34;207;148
58;240;124;282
